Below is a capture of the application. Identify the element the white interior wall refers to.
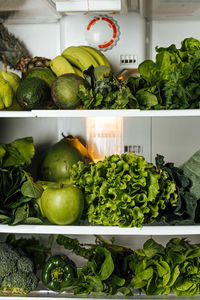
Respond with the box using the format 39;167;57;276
0;22;60;73
6;23;60;59
60;12;146;73
151;20;200;59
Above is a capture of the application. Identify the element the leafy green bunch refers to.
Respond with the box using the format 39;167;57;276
0;137;44;225
155;154;198;225
127;37;200;110
129;238;200;296
56;234;133;296
78;66;138;109
70;152;177;227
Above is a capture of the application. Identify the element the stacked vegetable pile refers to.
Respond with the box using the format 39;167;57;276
42;235;200;297
1;135;200;227
2;233;200;297
3;34;200;110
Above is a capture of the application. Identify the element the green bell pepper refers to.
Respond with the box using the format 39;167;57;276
41;255;76;292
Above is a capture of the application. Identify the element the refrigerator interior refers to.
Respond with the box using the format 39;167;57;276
1;0;200;298
1;3;200;166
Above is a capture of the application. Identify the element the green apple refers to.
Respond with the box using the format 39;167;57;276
35;180;62;217
41;184;84;225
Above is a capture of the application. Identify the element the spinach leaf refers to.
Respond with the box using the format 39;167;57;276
155;154;198;225
128;37;200;110
0;137;44;225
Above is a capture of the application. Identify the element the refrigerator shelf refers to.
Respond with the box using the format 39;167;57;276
2;109;200;118
1;224;200;235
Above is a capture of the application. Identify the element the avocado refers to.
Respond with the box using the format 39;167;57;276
23;67;56;87
16;77;51;110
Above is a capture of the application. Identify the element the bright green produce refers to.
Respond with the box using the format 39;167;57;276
41;185;84;225
35;180;61;217
0;243;38;294
80;45;111;67
0;77;14;109
70;152;178;227
23;67;56;87
5;97;22;111
0;137;44;225
50;55;75;76
0;58;21;110
78;66;137;109
51;73;88;109
129;238;200;296
16;77;50;110
127;37;200;110
0;70;21;93
40;135;92;183
62;46;98;71
55;235;200;296
56;235;133;295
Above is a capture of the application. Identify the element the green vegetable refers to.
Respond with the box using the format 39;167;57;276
56;235;92;260
56;235;133;296
78;66;138;109
129;237;200;296
17;256;34;273
6;233;52;269
41;255;77;292
129;239;174;295
155;154;198;224
2;271;38;295
70;152;177;227
0;137;44;225
0;243;38;294
181;149;200;199
127;37;200;110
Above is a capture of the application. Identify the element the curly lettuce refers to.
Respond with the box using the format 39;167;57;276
70;153;177;227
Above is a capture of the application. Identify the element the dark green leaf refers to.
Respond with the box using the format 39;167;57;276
21;180;43;198
11;203;29;225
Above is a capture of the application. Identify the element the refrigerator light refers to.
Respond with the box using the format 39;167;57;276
86;117;123;162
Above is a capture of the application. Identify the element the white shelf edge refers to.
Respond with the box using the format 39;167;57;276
1;225;200;235
2;109;200;118
0;111;34;117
